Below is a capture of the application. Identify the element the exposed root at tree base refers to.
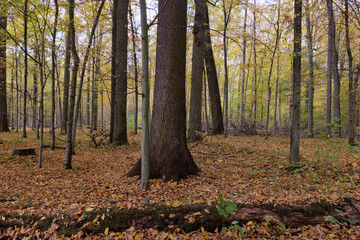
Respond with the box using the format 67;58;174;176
1;199;360;237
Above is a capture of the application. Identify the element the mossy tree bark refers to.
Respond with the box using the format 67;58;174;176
127;0;200;181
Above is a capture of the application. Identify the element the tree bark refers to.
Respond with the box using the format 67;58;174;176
22;0;28;138
305;0;314;138
51;0;59;150
112;0;129;145
204;5;224;135
325;0;333;139
290;0;302;165
188;0;206;142
127;0;200;181
0;9;9;132
64;0;80;169
239;1;248;129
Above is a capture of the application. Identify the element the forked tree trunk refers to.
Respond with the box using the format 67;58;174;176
112;0;129;145
127;0;200;181
0;10;9;132
204;5;224;135
188;0;206;142
290;0;302;165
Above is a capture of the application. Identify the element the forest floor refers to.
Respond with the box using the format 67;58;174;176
1;129;360;239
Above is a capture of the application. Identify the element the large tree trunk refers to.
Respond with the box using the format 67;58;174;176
239;1;248;129
345;0;359;146
188;0;206;142
204;5;224;135
0;9;9;132
112;0;129;145
305;0;314;138
127;0;200;181
290;0;302;165
109;0;118;143
129;5;138;135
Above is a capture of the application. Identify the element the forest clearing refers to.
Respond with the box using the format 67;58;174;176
1;130;360;239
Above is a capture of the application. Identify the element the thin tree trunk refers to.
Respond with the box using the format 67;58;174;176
51;0;59;149
38;31;45;168
22;0;28;138
188;0;206;142
129;5;139;135
239;1;248;129
72;0;106;149
305;0;314;137
273;49;280;134
0;10;8;132
290;0;302;165
204;68;209;132
204;5;224;135
326;0;333;138
64;0;80;169
16;50;19;132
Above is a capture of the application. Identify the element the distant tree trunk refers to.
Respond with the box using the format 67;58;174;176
56;64;62;127
345;0;359;146
305;0;314;137
72;0;106;149
239;1;248;129
113;0;129;145
129;5;139;135
86;69;90;127
290;0;302;165
325;0;333;138
265;8;280;139
329;0;341;137
273;49;280;133
91;56;97;132
22;0;28;138
0;10;9;132
15;53;19;132
204;5;224;135
64;0;80;169
251;0;257;129
109;0;118;143
204;69;209;132
51;0;59;149
188;0;206;142
127;0;200;181
62;28;71;133
38;34;45;168
32;63;38;130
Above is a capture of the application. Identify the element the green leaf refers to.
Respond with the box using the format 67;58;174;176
219;196;225;206
325;215;339;224
278;222;286;230
221;227;228;232
216;205;227;216
265;215;275;222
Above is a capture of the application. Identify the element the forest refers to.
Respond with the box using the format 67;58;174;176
0;0;360;238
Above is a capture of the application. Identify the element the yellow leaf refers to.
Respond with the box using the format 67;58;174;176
246;221;253;226
101;214;105;220
194;212;201;216
40;217;46;220
328;234;336;238
104;227;109;235
168;234;173;240
127;226;135;231
85;207;94;212
168;225;175;229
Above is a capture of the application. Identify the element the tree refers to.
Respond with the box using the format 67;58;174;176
188;0;206;142
204;5;224;135
64;0;80;169
127;0;200;181
112;0;129;145
305;0;314;137
51;0;59;149
290;0;302;165
0;5;9;132
22;0;28;138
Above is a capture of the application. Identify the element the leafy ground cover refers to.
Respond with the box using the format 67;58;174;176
1;130;360;239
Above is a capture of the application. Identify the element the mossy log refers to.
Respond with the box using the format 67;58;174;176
1;200;360;237
12;148;35;156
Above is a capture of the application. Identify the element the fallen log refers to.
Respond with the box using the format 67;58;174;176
12;148;35;156
1;199;359;237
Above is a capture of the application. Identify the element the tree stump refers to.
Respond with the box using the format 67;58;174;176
12;148;36;156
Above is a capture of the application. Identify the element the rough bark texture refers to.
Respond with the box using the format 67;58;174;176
127;0;200;181
0;10;9;132
325;0;333;138
239;2;248;129
188;0;206;142
112;0;129;145
204;5;224;135
22;0;28;138
62;23;71;133
290;0;302;164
